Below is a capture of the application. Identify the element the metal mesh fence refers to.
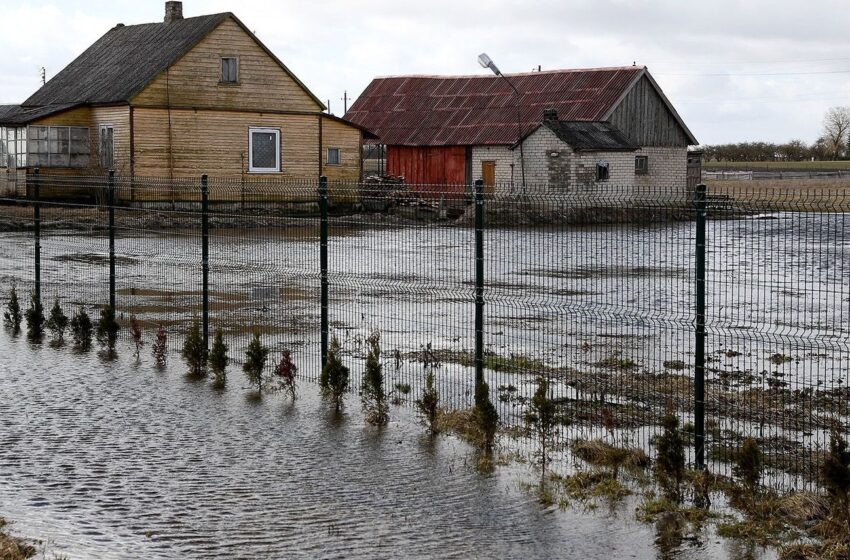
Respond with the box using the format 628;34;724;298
1;171;848;491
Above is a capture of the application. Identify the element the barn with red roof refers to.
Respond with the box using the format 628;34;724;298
344;66;698;196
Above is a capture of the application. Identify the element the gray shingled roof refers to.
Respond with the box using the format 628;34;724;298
23;13;228;106
0;103;83;125
543;120;637;152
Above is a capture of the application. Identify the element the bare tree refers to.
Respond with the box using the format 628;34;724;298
823;106;850;160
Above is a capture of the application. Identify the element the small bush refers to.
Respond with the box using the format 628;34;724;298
525;376;566;476
821;430;850;532
181;318;206;377
472;380;499;451
361;331;388;425
70;307;93;350
24;292;44;341
415;371;440;434
655;413;686;502
3;285;22;331
129;316;143;357
320;336;349;411
243;332;269;394
45;298;69;342
734;438;763;497
274;349;297;399
395;383;411;395
95;306;120;351
207;329;228;389
152;325;168;368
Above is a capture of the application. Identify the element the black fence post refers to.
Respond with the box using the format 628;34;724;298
108;170;116;311
201;175;210;355
33;169;41;302
694;182;707;470
319;176;329;368
474;179;485;390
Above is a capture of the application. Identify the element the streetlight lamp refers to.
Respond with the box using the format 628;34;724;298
478;53;526;191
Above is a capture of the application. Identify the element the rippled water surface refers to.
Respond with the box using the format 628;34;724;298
0;327;777;560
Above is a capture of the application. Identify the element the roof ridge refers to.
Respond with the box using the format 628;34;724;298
108;12;230;30
371;66;644;80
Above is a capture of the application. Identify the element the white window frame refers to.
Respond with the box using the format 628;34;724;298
326;147;341;166
248;127;281;173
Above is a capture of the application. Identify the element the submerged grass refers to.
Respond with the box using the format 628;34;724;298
0;517;35;560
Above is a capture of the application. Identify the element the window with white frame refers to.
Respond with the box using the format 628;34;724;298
221;57;238;84
249;128;280;172
635;155;648;175
327;147;341;166
26;125;89;168
0;127;7;168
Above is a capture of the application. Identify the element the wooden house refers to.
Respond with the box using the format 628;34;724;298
0;1;373;199
344;67;698;197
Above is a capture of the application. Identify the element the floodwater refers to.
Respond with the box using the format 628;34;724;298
0;327;774;560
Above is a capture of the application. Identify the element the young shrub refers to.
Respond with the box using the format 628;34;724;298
129;316;143;358
207;328;229;389
181;318;206;378
655;413;686;502
3;285;22;332
525;376;566;478
361;331;388;425
152;325;168;368
734;437;763;498
96;306;120;351
415;371;440;434
45;298;69;342
70;307;93;350
320;336;349;411
24;292;45;340
821;430;850;532
243;331;269;395
473;380;499;452
274;349;297;400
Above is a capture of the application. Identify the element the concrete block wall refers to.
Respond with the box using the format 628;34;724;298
633;146;688;196
471;145;515;186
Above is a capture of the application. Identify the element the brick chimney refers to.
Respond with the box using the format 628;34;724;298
164;1;183;23
543;108;559;124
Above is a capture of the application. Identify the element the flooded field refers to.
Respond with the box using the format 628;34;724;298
0;326;776;559
0;209;848;490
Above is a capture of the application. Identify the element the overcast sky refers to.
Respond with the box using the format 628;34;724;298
1;0;849;145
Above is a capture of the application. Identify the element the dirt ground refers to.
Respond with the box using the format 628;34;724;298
705;178;850;211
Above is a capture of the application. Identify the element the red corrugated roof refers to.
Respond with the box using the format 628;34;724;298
345;66;645;146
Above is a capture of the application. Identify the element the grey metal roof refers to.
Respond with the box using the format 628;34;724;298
0;103;82;125
543;120;638;152
23;14;228;106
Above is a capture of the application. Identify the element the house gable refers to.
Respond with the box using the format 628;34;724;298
605;74;697;148
131;16;323;113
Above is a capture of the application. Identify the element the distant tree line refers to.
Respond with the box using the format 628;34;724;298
702;106;850;162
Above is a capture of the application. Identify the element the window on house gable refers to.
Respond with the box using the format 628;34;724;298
327;147;341;166
596;160;610;181
221;57;238;84
249;128;280;172
635;155;649;175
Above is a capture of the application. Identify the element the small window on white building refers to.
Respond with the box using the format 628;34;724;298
249;128;280;172
327;147;341;166
596;160;610;181
635;155;648;175
221;57;238;84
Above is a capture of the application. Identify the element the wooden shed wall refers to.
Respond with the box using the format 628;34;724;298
387;146;467;195
320;116;362;183
608;76;690;148
131;17;321;113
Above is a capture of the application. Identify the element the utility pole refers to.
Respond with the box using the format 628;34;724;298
341;90;348;114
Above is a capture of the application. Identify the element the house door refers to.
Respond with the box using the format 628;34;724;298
481;161;496;193
100;125;114;171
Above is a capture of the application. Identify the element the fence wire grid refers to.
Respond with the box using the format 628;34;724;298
1;171;848;491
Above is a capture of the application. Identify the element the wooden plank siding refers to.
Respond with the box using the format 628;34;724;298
608;76;690;148
321;116;362;182
131;17;321;113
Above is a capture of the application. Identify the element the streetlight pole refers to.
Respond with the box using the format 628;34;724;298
478;53;526;191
